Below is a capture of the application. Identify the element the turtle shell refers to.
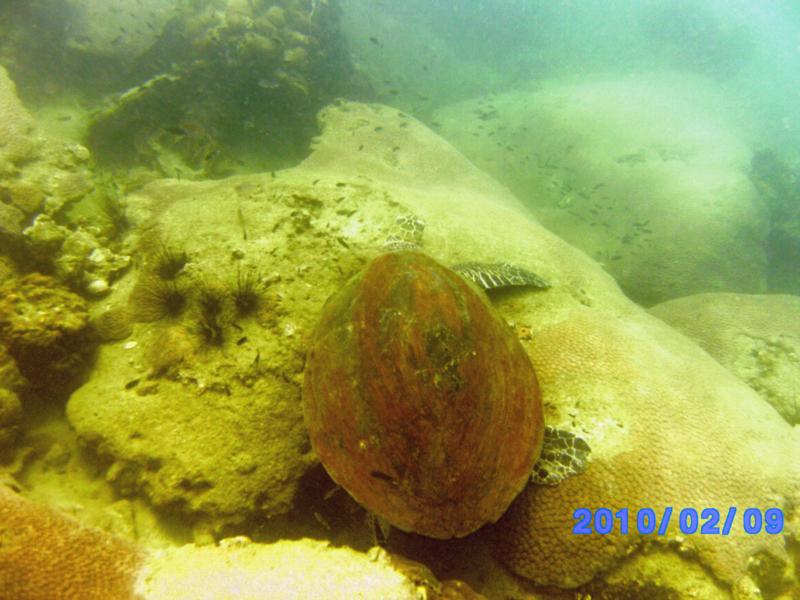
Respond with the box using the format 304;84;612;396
303;251;544;538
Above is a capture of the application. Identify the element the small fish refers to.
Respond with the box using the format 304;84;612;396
258;78;279;89
57;115;72;122
369;36;381;46
163;126;187;136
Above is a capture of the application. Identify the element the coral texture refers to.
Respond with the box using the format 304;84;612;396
493;313;799;591
0;485;141;600
0;273;93;389
650;293;800;425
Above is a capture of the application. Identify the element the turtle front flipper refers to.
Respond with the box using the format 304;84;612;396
452;262;550;291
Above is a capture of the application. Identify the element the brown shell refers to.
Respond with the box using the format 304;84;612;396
303;251;544;538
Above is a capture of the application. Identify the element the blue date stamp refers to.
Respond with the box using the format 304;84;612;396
573;507;784;535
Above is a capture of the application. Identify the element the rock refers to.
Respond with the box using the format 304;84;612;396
0;66;40;165
650;293;800;425
60;0;180;60
0;388;22;449
0;273;93;391
134;539;425;600
3;182;45;215
23;214;68;255
0;202;25;237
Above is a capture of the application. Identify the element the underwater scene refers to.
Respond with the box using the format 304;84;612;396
0;0;799;598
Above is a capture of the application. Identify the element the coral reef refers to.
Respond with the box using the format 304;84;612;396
0;61;40;168
299;101;799;596
0;273;94;391
78;0;359;177
0;485;142;600
0;483;455;600
304;251;543;539
492;312;799;594
650;292;800;425
25;99;797;597
433;73;769;306
0;64;130;294
0;387;22;449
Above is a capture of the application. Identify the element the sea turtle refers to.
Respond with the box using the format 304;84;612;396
383;213;591;486
302;214;590;540
383;214;551;291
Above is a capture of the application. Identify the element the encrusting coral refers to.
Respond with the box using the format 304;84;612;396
0;485;142;600
0;273;94;390
0;65;130;295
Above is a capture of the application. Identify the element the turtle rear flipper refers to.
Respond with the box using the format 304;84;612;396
531;427;591;486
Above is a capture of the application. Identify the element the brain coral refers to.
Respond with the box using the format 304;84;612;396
650;292;800;425
0;485;141;600
493;311;800;592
